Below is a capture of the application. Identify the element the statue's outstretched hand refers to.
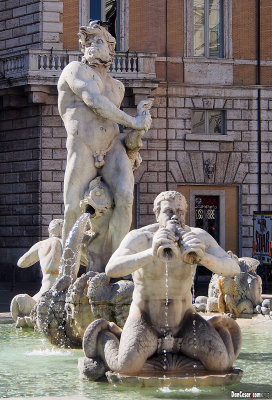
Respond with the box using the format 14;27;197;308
132;114;152;132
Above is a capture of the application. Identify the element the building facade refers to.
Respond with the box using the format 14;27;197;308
0;0;271;285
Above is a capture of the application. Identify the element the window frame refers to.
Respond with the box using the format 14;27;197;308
191;109;226;135
184;0;232;59
190;189;226;249
193;0;224;58
80;0;129;51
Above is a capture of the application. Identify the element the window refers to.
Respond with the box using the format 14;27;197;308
195;195;220;242
192;110;225;135
90;0;118;45
193;0;223;57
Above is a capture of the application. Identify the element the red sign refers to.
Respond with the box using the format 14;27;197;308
253;212;272;264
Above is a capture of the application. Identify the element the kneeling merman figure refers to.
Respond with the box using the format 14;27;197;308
81;191;242;381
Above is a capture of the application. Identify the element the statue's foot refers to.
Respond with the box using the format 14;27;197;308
78;356;106;381
108;321;122;339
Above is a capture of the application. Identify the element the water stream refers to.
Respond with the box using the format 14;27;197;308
191;269;198;385
163;262;169;372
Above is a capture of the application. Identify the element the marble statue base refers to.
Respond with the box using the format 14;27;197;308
106;369;243;388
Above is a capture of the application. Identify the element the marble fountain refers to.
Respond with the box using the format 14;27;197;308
2;21;272;400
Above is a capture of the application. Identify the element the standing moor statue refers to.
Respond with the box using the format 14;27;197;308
58;21;152;252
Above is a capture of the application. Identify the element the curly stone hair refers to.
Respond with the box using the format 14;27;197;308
48;219;63;237
153;191;188;219
78;20;116;66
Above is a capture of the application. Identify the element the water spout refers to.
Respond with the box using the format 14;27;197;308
59;213;90;282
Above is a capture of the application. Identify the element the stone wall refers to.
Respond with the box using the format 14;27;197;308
0;87;41;279
62;0;79;50
0;0;41;56
41;0;63;51
0;0;63;56
40;87;65;238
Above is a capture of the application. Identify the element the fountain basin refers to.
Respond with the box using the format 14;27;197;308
0;316;271;399
106;369;243;388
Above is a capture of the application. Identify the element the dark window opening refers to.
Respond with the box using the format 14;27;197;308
195;195;220;242
90;0;117;41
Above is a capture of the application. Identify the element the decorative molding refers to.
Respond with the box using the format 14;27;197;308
204;159;215;179
119;0;129;51
79;0;90;27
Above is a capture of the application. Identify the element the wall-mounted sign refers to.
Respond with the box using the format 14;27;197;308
253;212;272;265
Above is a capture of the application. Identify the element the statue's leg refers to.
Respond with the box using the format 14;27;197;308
83;312;158;375
115;311;158;374
62;142;96;246
177;311;242;371
102;140;134;252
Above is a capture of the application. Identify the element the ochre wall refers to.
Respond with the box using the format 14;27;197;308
232;0;272;85
129;0;184;83
129;0;166;55
167;0;184;57
261;1;272;61
233;65;256;85
232;0;257;60
62;0;80;50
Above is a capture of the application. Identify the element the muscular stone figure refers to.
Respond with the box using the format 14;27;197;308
83;191;242;376
58;21;151;251
11;219;63;327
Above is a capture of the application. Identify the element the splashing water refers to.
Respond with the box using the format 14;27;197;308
163;262;169;373
25;348;72;357
191;268;198;384
59;213;90;280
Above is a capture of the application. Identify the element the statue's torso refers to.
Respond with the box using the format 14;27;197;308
58;62;123;153
38;237;62;275
130;226;196;335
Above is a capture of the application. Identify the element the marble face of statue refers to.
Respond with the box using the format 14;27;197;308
84;34;112;66
154;192;187;229
156;199;186;229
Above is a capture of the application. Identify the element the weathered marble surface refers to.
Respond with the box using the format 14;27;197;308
28;207;133;346
10;219;63;328
80;191;242;380
31;271;133;347
206;255;263;316
31;272;93;347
